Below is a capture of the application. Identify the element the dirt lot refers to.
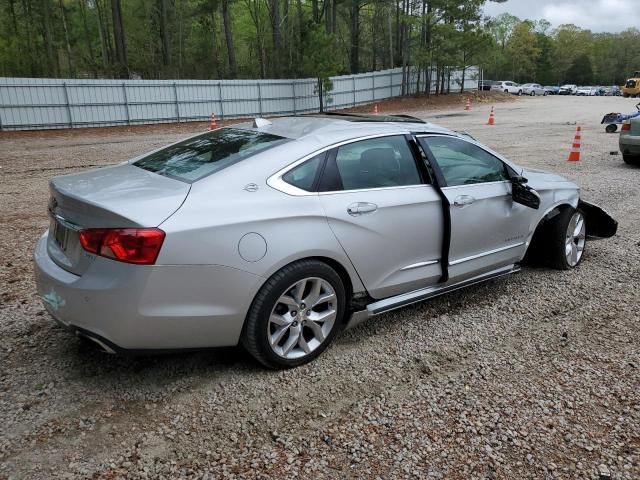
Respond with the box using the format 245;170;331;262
0;94;639;479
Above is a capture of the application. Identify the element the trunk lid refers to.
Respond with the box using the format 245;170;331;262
47;164;190;275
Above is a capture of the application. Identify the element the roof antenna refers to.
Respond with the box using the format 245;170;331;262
253;118;272;128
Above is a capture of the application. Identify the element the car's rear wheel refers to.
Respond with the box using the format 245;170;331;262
548;208;586;270
518;90;523;96
241;260;346;369
531;91;535;96
605;124;618;133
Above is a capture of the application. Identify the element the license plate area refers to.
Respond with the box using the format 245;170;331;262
52;219;70;251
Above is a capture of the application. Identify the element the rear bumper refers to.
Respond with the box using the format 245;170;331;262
34;232;263;351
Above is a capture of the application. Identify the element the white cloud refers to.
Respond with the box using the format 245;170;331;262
483;0;639;32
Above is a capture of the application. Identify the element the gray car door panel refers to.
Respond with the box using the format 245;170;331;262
320;185;443;299
317;135;444;299
441;182;530;282
418;136;532;283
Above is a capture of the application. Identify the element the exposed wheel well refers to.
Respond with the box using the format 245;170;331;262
307;256;356;320
524;204;573;264
254;256;357;325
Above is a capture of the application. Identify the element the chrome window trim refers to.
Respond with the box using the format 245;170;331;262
441;180;511;191
267;132;414;196
449;242;525;266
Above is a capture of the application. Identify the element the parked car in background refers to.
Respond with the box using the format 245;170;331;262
521;83;547;96
544;86;560;95
33;113;617;368
478;80;495;91
491;81;523;95
576;86;594;96
559;84;578;95
605;86;622;96
620;114;640;165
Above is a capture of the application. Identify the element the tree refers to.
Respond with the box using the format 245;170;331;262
565;53;593;85
301;25;339;112
506;21;540;82
111;0;128;77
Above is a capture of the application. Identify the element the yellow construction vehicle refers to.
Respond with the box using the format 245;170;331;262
623;71;640;98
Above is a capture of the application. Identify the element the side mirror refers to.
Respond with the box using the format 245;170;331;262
511;176;541;209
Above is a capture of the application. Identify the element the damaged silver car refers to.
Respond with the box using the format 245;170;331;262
34;114;617;368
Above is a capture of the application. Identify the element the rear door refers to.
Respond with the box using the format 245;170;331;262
318;135;444;299
418;135;532;283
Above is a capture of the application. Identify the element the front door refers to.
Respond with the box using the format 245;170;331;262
418;135;532;283
318;135;443;299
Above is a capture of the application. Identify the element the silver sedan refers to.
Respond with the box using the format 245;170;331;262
35;114;617;368
521;83;547;96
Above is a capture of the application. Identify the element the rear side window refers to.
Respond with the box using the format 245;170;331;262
282;153;325;191
133;128;288;182
332;136;422;191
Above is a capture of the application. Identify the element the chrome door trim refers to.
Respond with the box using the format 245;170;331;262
449;242;525;266
267;132;412;196
345;264;520;329
400;260;439;271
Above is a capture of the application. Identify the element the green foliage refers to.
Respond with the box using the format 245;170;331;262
0;0;637;94
481;18;640;86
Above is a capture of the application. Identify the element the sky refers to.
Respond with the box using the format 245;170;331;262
482;0;640;33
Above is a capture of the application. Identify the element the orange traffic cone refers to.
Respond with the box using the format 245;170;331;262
208;113;218;130
487;106;495;125
464;97;471;111
374;104;379;114
568;126;582;162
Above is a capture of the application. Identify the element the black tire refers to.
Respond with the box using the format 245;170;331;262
241;259;346;369
623;153;640;165
547;208;586;270
530;91;535;96
518;90;523;96
605;124;618;133
504;89;509;94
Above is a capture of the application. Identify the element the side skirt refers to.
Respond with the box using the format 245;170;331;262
345;264;520;330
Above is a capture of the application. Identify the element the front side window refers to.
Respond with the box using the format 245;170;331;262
422;136;510;187
133;128;288;182
332;136;422;191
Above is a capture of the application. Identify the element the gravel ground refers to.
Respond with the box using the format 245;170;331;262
0;95;639;479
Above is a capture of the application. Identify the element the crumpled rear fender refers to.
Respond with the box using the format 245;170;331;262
578;200;618;239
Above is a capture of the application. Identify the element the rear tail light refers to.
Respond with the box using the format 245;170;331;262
79;228;165;265
621;121;631;131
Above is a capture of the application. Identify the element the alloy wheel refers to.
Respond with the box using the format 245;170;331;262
267;277;337;359
565;211;586;267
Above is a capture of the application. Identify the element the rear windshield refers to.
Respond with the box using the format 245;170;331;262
133;128;288;182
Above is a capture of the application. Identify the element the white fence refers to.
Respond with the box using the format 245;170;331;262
0;66;479;130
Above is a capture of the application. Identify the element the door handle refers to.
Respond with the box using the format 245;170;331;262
453;195;475;207
347;202;378;216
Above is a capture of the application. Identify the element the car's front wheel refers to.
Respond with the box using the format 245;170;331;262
548;208;586;270
531;91;536;96
242;260;346;369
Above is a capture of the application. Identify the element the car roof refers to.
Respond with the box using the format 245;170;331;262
232;114;453;142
